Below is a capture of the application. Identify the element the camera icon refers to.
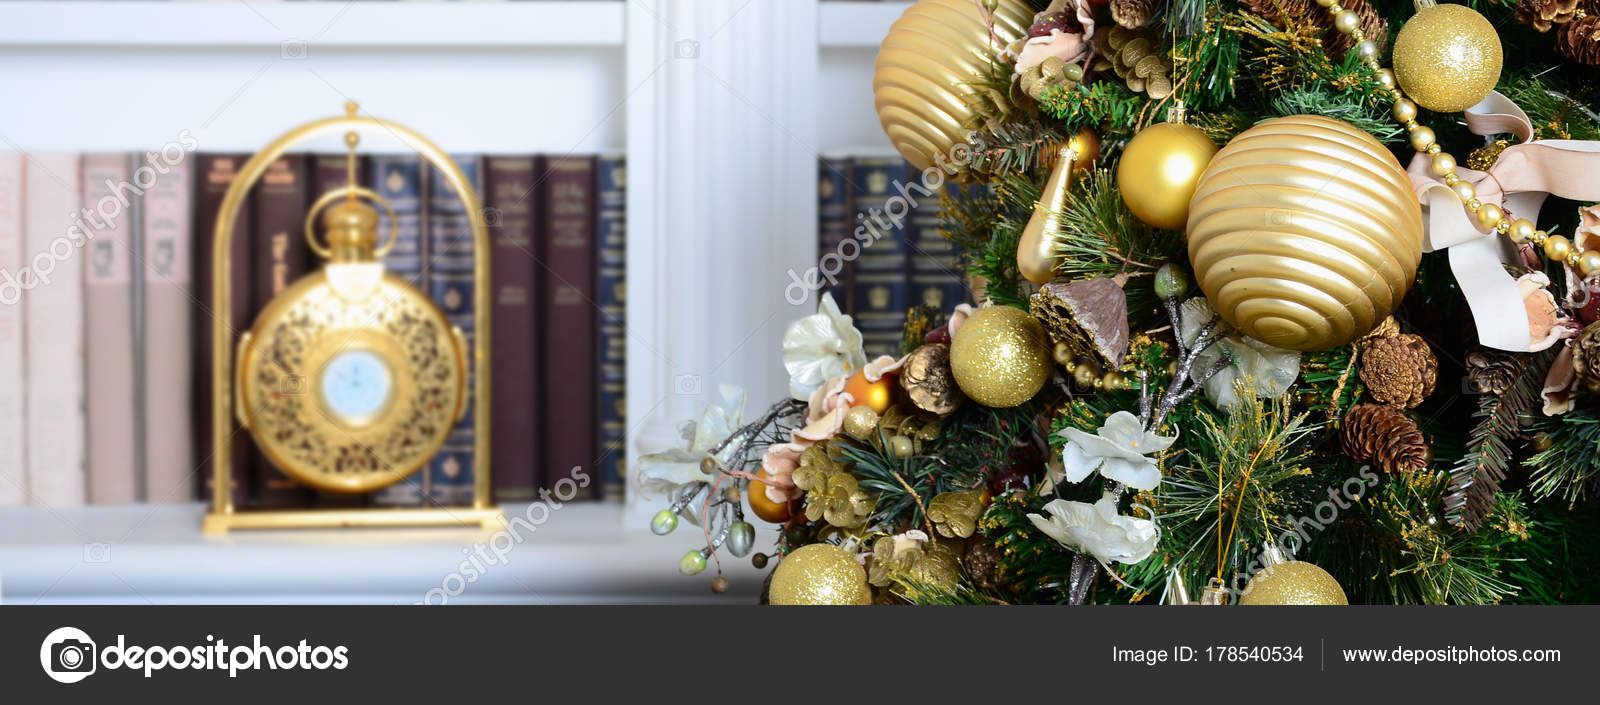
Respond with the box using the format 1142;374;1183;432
1266;209;1293;227
482;206;503;227
674;374;702;395
39;627;97;683
281;39;309;60
280;374;306;396
82;542;111;564
673;39;700;59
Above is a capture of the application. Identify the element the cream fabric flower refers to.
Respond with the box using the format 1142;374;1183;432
1059;410;1175;491
1179;298;1300;412
635;385;746;499
782;293;867;400
759;442;807;503
1027;494;1158;565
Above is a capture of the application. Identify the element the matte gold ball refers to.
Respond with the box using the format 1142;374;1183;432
1391;4;1503;113
1117;121;1218;230
1238;561;1348;605
949;305;1053;407
1544;234;1574;263
873;0;1033;181
1578;250;1600;277
1186;115;1425;351
1508;218;1535;243
769;544;872;606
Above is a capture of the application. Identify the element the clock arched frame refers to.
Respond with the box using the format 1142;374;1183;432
202;105;502;533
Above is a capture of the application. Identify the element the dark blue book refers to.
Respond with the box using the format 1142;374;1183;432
847;156;910;359
595;153;626;501
816;156;852;307
368;155;428;507
426;155;482;507
909;171;972;314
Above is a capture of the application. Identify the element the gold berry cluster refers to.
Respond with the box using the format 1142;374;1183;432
1319;0;1600;277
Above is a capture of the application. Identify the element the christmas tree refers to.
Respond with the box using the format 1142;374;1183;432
642;0;1600;605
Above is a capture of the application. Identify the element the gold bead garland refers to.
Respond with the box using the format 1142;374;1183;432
1320;0;1600;278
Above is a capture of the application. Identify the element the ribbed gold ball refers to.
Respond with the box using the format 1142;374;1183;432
1117;121;1218;230
1186;115;1424;351
769;544;872;606
1238;561;1348;605
1391;4;1503;113
873;0;1033;180
949;305;1053;407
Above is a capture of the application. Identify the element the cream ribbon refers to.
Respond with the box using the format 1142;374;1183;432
1407;91;1600;351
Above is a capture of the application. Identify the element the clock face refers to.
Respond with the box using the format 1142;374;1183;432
318;348;394;426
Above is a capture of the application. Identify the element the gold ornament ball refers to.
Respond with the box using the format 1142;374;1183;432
1391;3;1502;113
1238;561;1348;605
873;0;1033;180
1117;121;1218;230
769;544;873;606
949;305;1053;408
842;368;895;414
842;404;880;439
1187;115;1425;351
747;468;793;524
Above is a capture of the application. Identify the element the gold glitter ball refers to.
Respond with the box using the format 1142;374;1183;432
1391;4;1503;113
769;544;872;606
949;305;1054;408
1238;561;1349;605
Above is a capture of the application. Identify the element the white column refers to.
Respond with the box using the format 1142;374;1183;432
624;0;820;522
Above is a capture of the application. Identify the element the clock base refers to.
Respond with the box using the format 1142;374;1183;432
203;507;506;535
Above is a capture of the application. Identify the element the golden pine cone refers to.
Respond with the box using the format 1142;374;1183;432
1341;404;1430;473
1517;0;1584;32
1110;0;1158;29
1358;333;1438;408
1558;13;1600;65
1464;349;1523;395
1572;320;1600;393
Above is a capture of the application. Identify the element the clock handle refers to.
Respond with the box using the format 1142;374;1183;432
234;331;253;431
450;325;470;424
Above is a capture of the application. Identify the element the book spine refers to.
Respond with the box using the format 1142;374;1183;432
82;153;139;505
484;155;539;504
908;166;968;315
816;156;851;308
0;154;24;506
368;155;427;507
595;153;625;501
193;154;253;507
141;156;194;504
426;155;480;507
538;155;597;497
248;154;314;508
307;153;371;508
848;157;910;359
23;153;86;506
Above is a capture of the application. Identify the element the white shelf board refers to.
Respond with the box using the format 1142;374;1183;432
0;1;625;48
0;502;775;604
819;1;909;48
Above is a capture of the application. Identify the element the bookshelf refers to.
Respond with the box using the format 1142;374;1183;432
0;0;906;603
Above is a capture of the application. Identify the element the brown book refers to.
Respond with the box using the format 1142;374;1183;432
485;155;539;503
82;153;139;505
538;155;597;498
248;154;314;508
193;154;253;508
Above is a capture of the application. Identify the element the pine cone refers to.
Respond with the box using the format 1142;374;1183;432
1558;13;1600;65
1358;333;1438;408
1572;320;1600;393
1238;0;1388;53
1465;349;1523;395
1517;0;1584;32
1341;404;1430;473
1111;0;1158;29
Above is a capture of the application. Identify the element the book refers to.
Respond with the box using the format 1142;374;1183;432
425;155;481;507
908;173;969;315
23;153;86;506
308;153;371;508
0;154;24;506
368;154;428;507
248;154;314;508
82;153;139;505
484;155;539;504
538;155;597;497
595;153;626;501
193;154;253;508
816;156;852;309
141;156;194;505
848;157;910;359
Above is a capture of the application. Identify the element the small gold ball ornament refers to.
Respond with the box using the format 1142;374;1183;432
949;305;1053;408
1239;561;1349;605
1391;3;1503;113
769;544;873;606
842;404;881;438
1117;120;1217;229
1186;115;1425;351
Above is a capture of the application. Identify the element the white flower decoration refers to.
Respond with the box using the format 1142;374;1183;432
635;385;746;499
1179;298;1300;413
1059;410;1175;491
781;293;867;400
1027;494;1158;565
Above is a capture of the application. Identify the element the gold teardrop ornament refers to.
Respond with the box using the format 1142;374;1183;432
1186;115;1424;351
